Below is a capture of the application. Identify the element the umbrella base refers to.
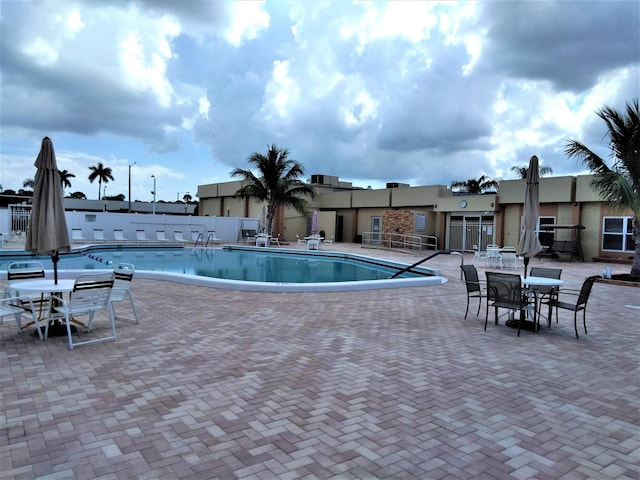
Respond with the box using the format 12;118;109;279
505;319;538;332
33;322;77;337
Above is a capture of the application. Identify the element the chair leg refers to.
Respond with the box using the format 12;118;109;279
573;311;579;339
476;297;482;317
464;297;470;320
582;309;588;336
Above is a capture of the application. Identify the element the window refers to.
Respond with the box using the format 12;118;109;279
602;216;634;252
415;214;426;231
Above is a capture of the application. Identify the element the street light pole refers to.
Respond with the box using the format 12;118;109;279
151;175;156;215
128;162;136;212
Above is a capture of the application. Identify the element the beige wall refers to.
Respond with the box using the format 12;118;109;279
390;185;447;207
319;191;352;209
580;203;602;260
575;175;603;202
499;176;575;203
352;189;391;208
435;194;497;213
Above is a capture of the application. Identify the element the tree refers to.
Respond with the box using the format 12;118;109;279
69;191;87;199
23;178;34;189
510;163;553;179
565;99;640;278
58;169;75;189
451;175;499;194
88;162;115;200
231;144;317;235
182;193;193;203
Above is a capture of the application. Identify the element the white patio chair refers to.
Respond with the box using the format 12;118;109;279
174;231;188;243
47;272;116;349
296;235;305;245
323;235;334;245
93;228;106;242
270;233;281;246
1;291;44;340
307;238;320;250
71;228;86;243
113;228;129;242
110;263;139;324
135;230;149;242
156;230;171;242
7;261;48;325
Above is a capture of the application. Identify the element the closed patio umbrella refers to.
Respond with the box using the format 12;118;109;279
516;155;543;277
25;137;71;284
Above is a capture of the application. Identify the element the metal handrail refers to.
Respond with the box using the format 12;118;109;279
193;233;204;248
361;232;438;251
389;250;464;279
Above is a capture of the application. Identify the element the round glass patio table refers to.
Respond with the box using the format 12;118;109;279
520;276;565;331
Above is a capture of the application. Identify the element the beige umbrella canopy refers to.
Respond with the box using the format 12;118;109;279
516;155;543;276
25;137;71;283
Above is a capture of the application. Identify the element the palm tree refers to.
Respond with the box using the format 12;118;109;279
88;162;115;200
182;193;193;203
231;144;317;235
510;163;553;179
58;169;75;189
451;175;499;194
565;99;640;278
23;178;35;189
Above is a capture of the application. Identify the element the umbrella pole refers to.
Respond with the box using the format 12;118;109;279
52;253;59;284
523;256;529;278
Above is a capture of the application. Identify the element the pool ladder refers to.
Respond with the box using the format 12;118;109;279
388;250;464;280
193;232;217;249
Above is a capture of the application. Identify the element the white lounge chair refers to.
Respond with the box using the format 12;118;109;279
270;233;280;246
296;234;305;245
135;230;149;242
323;235;334;245
156;230;171;242
174;231;188;243
191;231;203;243
71;228;86;243
113;228;128;242
93;228;106;242
206;231;223;244
307;238;320;250
110;263;139;324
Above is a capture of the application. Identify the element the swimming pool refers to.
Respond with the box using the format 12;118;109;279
0;244;447;292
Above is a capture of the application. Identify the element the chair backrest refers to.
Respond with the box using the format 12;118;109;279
72;228;84;240
136;230;147;241
113;263;134;283
174;231;185;241
461;265;481;294
113;228;127;241
486;272;522;305
93;229;105;241
156;230;167;241
191;231;201;242
71;272;115;310
577;276;598;307
501;252;517;267
529;267;562;294
7;261;45;281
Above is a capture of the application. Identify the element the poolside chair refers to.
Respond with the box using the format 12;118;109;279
541;276;597;339
242;230;257;244
296;234;305;245
472;245;487;262
323;235;334;245
93;228;106;242
270;233;281;246
71;228;86;243
174;231;188;243
135;230;149;242
528;267;562;326
461;264;485;320
47;272;116;349
113;228;128;242
206;231;223;244
7;261;48;323
485;272;532;336
1;291;44;340
500;252;518;270
110;263;139;324
156;230;171;242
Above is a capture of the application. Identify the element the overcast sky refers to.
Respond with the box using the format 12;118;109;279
1;0;638;203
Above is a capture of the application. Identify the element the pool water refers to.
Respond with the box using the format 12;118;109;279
0;245;434;284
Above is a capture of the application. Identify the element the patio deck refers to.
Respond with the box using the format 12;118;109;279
1;244;639;479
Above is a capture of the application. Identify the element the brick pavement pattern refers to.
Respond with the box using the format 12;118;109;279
1;245;639;479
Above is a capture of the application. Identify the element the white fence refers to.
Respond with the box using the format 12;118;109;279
1;207;260;245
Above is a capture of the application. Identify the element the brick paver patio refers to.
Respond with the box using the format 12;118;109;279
1;244;639;479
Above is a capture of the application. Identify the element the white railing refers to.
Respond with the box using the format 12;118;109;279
361;232;437;251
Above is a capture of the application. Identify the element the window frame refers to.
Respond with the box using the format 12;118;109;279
601;216;634;252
